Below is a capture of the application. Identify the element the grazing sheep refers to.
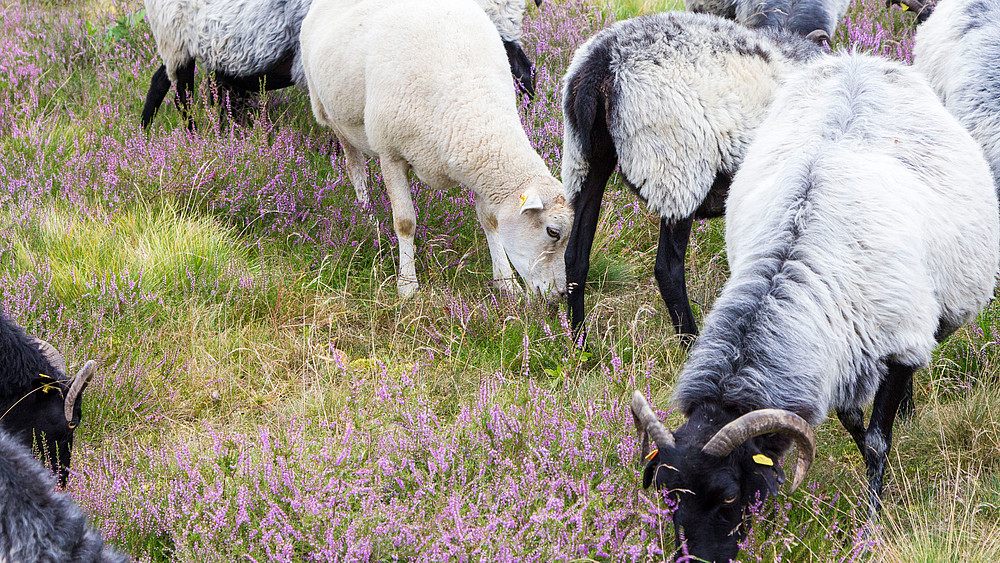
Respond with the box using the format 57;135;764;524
0;428;129;563
630;52;999;562
687;0;849;39
0;307;96;488
141;0;312;129
561;12;823;340
301;0;572;297
140;0;540;129
914;0;1000;189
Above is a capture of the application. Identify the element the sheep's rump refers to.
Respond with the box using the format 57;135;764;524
675;53;999;424
914;0;1000;188
561;12;820;222
145;0;312;83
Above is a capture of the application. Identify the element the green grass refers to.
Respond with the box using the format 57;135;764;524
3;0;1000;560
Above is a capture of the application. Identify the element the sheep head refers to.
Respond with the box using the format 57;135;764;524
496;179;573;299
630;391;815;562
5;339;97;487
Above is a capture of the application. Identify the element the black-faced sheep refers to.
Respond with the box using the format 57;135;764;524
914;0;1000;188
301;0;572;298
687;0;849;40
630;52;999;562
140;0;541;129
0;428;129;562
1;308;96;488
561;12;823;341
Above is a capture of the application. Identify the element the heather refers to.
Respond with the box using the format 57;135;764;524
2;0;1000;561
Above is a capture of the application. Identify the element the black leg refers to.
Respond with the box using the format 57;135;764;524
174;59;196;131
864;362;915;514
141;65;171;129
214;63;295;128
653;217;698;344
837;407;867;455
896;378;915;420
503;40;535;99
565;152;616;344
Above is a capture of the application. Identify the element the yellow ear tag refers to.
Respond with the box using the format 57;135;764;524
644;448;659;461
753;454;774;467
39;373;52;379
518;193;527;208
900;3;909;9
41;383;55;394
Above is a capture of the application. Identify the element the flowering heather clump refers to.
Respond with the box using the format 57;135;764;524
835;0;918;61
4;0;1000;560
73;372;680;562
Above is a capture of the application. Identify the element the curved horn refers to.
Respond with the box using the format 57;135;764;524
701;409;816;492
30;337;67;376
630;391;675;459
64;360;96;424
805;29;831;46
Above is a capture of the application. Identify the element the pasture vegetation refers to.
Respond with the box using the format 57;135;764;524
1;0;999;560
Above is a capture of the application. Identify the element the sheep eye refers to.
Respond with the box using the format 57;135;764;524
723;495;737;504
546;226;560;240
68;422;77;430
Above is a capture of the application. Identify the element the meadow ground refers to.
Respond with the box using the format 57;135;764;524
2;0;1000;560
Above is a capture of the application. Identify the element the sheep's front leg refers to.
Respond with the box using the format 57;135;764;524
863;362;915;515
381;156;418;297
475;197;519;294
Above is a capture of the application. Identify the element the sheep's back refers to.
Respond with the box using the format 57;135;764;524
303;0;535;191
699;53;999;420
563;12;821;221
146;0;310;78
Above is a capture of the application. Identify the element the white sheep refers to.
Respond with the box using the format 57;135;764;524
140;0;540;129
913;0;1000;190
300;0;572;297
633;52;999;561
561;12;824;340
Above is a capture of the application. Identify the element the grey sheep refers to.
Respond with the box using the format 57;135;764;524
0;428;129;562
632;52;998;562
561;12;823;341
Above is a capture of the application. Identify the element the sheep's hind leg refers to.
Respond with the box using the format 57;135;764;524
654;217;698;346
174;59;197;131
342;141;371;207
836;407;867;456
862;361;915;516
381;156;418;297
141;65;171;129
475;197;519;294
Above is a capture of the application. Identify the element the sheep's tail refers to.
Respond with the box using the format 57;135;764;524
560;40;615;201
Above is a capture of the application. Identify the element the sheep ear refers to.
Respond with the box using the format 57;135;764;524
518;190;544;214
32;374;57;394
